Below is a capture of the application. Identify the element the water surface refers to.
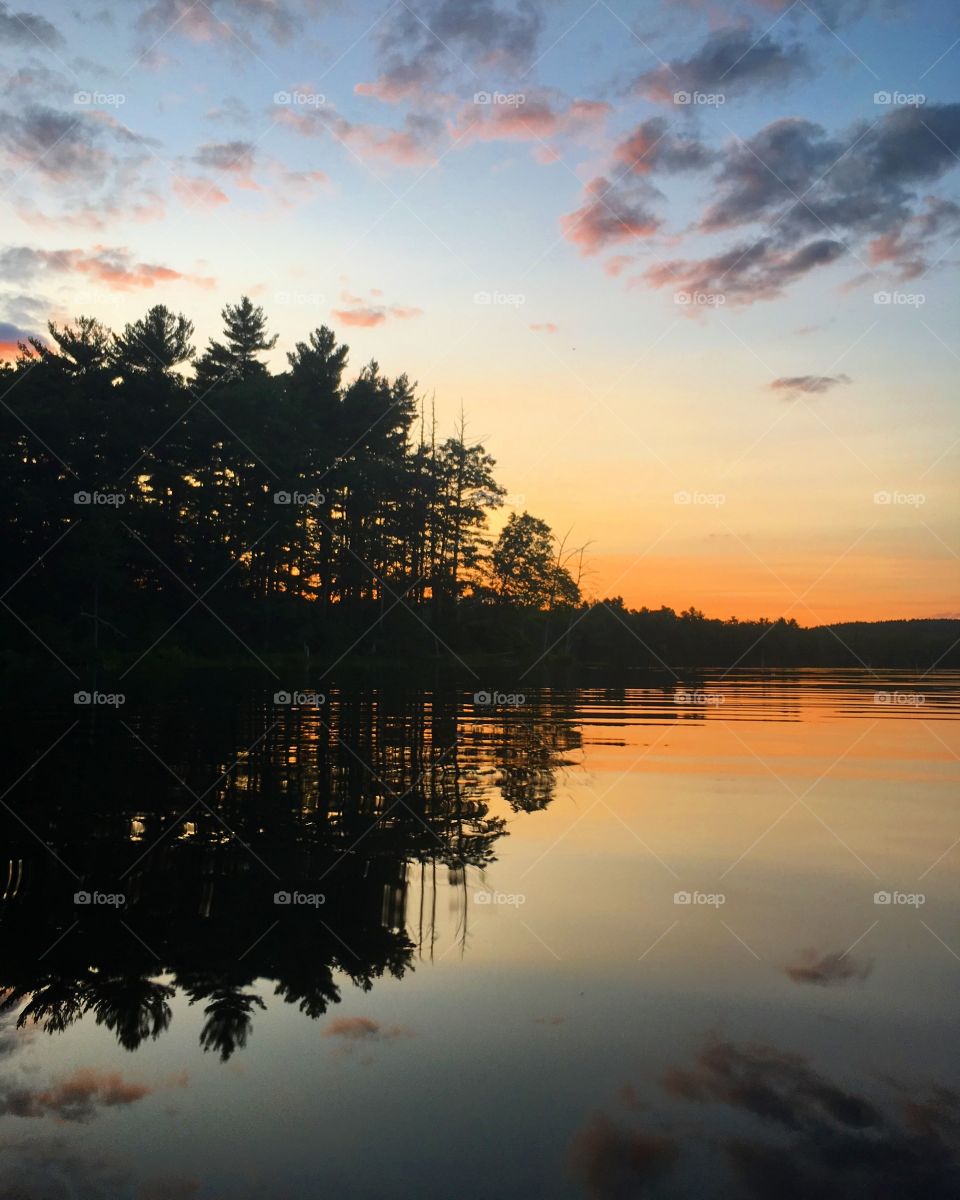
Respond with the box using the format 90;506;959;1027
1;671;958;1198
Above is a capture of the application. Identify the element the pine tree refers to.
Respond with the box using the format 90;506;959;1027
194;296;278;390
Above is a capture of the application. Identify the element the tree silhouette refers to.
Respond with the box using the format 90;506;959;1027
194;295;278;388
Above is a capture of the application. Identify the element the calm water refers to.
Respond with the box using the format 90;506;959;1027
1;671;958;1199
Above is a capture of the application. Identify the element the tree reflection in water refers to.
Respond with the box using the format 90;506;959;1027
0;687;581;1059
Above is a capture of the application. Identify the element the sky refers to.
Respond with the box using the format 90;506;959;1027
0;0;958;622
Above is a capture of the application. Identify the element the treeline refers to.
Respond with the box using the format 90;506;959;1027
0;297;581;668
569;607;960;670
1;297;954;672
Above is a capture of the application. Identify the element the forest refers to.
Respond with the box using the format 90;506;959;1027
1;295;956;674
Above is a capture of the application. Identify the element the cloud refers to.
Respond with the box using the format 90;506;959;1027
529;322;558;333
135;0;315;47
568;1113;680;1198
770;374;851;396
635;27;810;104
0;105;113;185
0;101;166;229
703;105;960;250
332;305;423;327
0;1067;153;1123
275;103;443;168
451;95;612;149
172;175;230;207
603;255;633;277
561;176;661;256
0;320;43;360
613;117;715;175
324;1017;409;1040
332;285;422;328
644;236;846;304
867;196;960;281
785;947;872;983
193;139;256;174
0;2;63;47
0;245;216;291
358;0;545;100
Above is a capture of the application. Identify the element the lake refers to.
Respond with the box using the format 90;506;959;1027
1;670;958;1198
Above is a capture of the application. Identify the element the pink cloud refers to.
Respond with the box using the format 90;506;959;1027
1;245;216;292
451;95;611;148
332;304;422;327
529;322;558;333
560;177;661;256
275;105;438;168
173;175;230;207
604;255;633;277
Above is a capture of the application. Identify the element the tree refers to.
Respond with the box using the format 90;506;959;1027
432;423;505;614
46;315;113;376
490;512;580;609
112;305;195;378
194;295;277;389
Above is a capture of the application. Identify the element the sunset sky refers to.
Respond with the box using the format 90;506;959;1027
1;0;957;621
